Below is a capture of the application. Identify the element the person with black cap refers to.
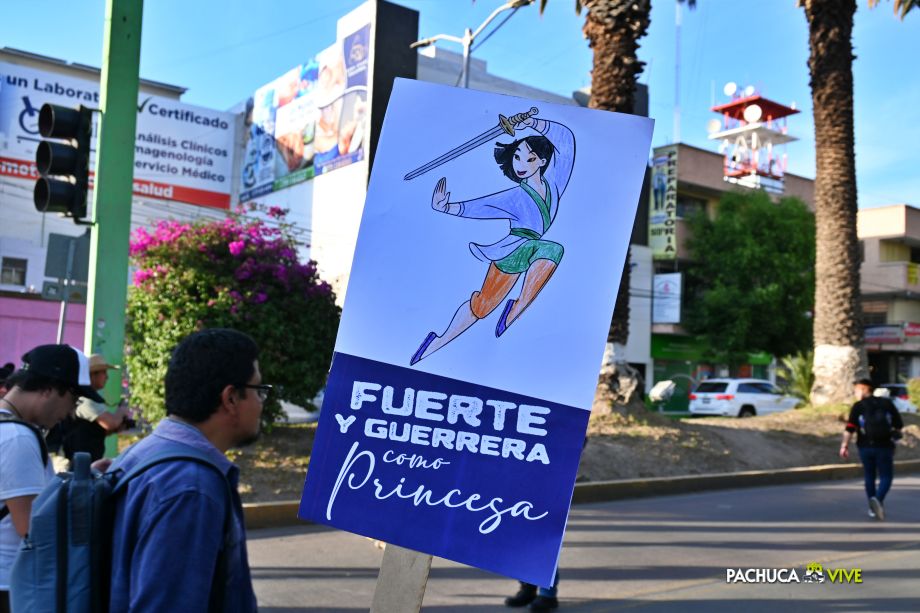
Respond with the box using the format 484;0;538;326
0;344;103;613
840;378;904;521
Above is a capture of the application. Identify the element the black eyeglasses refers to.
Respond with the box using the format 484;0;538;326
238;384;272;402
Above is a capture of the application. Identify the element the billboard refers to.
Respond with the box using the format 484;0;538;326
239;24;370;203
648;145;678;259
298;79;654;586
0;61;235;209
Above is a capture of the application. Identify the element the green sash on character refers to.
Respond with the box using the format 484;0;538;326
519;177;553;233
495;178;563;274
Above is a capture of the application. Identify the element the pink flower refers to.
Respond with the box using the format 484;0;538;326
133;269;153;286
267;206;288;219
229;240;246;256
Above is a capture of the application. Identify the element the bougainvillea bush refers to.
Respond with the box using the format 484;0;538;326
126;205;340;425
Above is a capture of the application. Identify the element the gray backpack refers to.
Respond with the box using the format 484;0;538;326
9;447;232;613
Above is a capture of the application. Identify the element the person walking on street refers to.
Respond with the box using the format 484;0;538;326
505;571;559;611
840;378;903;520
0;345;103;613
107;328;267;612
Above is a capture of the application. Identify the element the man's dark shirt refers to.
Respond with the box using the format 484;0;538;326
846;396;903;448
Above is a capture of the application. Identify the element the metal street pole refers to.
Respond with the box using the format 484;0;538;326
85;0;143;454
411;0;533;89
55;238;76;344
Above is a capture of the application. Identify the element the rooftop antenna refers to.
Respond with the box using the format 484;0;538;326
674;0;682;143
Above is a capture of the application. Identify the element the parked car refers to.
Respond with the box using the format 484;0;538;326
874;384;918;414
688;378;799;418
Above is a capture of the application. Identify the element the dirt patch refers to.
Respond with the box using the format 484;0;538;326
230;424;316;502
578;405;920;482
219;404;920;503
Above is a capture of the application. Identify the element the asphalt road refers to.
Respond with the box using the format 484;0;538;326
248;476;920;612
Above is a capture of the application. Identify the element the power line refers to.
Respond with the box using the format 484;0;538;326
471;7;521;53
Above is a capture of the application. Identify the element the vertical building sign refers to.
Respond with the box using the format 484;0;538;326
649;145;678;259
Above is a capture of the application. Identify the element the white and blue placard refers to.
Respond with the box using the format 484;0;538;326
300;79;654;586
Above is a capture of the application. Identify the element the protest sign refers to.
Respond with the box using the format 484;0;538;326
299;79;653;586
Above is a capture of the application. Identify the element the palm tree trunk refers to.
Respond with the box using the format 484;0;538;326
583;1;650;406
802;0;867;404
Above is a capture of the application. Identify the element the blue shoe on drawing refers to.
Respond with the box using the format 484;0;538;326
495;299;515;338
410;332;437;365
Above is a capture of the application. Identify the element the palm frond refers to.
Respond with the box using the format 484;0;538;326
869;0;920;19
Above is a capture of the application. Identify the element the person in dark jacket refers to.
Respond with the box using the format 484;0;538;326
107;329;267;612
840;378;903;520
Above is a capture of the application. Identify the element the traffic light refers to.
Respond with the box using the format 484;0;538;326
34;104;93;224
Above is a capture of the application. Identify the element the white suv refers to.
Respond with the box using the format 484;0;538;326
875;384;918;414
689;378;799;418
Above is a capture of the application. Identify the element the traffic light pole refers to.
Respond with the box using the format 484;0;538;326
85;0;143;420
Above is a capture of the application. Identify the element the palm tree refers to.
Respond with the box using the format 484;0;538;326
802;0;917;404
540;0;693;404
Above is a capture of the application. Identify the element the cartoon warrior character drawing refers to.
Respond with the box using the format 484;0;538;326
407;109;576;365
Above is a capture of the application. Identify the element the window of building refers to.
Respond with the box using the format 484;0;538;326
0;257;27;286
862;301;888;326
677;195;706;220
910;246;920;264
880;239;909;262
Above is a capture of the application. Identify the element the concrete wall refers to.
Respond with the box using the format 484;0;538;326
417;47;575;105
626;245;653;387
858;204;911;239
674;143;814;209
783;173;815;208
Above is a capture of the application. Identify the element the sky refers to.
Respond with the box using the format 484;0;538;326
3;0;918;208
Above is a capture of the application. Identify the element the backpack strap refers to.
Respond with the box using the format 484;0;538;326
110;445;235;613
0;414;50;522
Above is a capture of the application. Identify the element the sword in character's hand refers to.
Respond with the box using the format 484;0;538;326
404;107;539;181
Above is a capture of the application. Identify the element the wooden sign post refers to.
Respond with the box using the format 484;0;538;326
370;545;433;613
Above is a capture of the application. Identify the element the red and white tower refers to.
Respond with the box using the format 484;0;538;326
708;82;798;194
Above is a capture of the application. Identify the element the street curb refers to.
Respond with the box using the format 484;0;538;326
243;459;920;530
571;459;920;504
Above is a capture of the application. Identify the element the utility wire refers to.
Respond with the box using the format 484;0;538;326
471;7;520;53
